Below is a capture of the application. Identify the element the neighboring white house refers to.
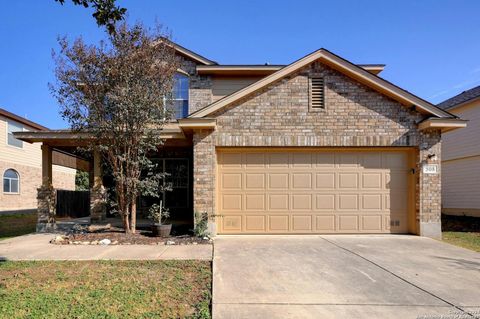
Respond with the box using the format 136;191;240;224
438;86;480;217
0;107;76;213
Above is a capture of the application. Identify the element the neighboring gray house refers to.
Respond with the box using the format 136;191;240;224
438;86;480;217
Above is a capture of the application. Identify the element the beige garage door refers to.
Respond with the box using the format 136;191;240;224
217;149;413;234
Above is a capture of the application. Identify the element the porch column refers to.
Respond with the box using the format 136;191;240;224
192;129;216;235
417;130;442;239
36;144;56;232
90;149;106;222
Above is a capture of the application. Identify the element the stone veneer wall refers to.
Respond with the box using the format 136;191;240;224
192;130;216;231
0;160;75;212
192;61;443;238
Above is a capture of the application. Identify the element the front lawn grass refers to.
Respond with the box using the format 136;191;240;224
0;213;37;240
0;260;211;319
442;214;480;252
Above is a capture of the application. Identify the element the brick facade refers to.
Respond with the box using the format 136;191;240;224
191;61;443;238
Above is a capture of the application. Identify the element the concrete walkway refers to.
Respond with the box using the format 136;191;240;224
0;234;212;261
213;235;480;319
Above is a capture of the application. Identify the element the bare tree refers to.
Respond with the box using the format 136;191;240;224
51;22;180;233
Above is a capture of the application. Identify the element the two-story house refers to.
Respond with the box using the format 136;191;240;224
0;108;76;214
15;43;466;238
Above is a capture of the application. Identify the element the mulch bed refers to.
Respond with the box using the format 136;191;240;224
51;225;211;245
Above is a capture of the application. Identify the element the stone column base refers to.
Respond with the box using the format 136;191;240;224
419;221;442;239
90;185;107;222
36;185;56;233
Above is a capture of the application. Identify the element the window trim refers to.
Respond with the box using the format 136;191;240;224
3;169;20;194
308;76;326;112
6;119;25;149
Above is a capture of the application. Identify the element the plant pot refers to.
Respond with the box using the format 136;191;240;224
151;223;172;237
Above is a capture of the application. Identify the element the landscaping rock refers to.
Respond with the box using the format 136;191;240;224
166;240;175;245
88;224;111;233
99;239;111;245
50;235;67;244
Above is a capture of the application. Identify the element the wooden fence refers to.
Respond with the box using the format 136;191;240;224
56;190;90;218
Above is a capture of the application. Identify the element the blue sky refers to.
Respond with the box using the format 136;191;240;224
1;0;480;128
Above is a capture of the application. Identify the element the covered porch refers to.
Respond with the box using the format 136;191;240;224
13;119;215;234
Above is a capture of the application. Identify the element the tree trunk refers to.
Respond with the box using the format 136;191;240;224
123;212;130;234
131;201;136;234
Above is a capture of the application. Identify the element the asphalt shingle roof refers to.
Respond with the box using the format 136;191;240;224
437;85;480;110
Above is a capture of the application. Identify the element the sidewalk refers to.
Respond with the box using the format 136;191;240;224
0;234;212;261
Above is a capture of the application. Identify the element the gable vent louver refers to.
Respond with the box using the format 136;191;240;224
310;77;325;109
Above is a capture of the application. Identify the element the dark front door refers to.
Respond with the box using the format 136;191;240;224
138;157;192;225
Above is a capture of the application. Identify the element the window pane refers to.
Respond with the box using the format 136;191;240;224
173;74;189;100
7;134;23;148
4;169;18;179
7;120;22;133
172;100;189;119
3;179;9;192
10;179;19;193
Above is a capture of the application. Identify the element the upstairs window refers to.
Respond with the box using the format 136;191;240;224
3;169;19;193
7;120;23;148
172;73;189;119
309;77;325;109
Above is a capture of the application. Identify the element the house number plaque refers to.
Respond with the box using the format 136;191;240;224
422;164;438;174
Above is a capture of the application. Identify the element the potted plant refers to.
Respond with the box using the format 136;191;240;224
148;200;171;237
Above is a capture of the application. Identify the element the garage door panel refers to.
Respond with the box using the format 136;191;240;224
338;194;359;210
268;153;290;168
315;173;335;189
316;153;335;167
245;173;265;189
245;215;266;232
269;194;289;210
222;215;242;232
315;194;335;210
292;173;313;189
292;153;312;168
222;173;242;189
222;194;243;210
315;215;336;232
337;153;360;167
361;153;382;168
269;215;289;231
268;173;289;189
338;173;359;189
245;194;265;210
218;150;411;234
362;194;383;210
338;215;360;231
362;172;383;189
361;215;383;232
220;152;243;168
245;153;265;167
292;215;313;231
292;194;312;210
386;172;409;189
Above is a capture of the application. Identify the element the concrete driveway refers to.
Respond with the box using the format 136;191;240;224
213;235;480;319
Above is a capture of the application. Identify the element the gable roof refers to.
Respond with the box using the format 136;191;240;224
189;48;454;119
437;85;480;110
0;107;48;131
172;42;217;65
196;64;385;76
